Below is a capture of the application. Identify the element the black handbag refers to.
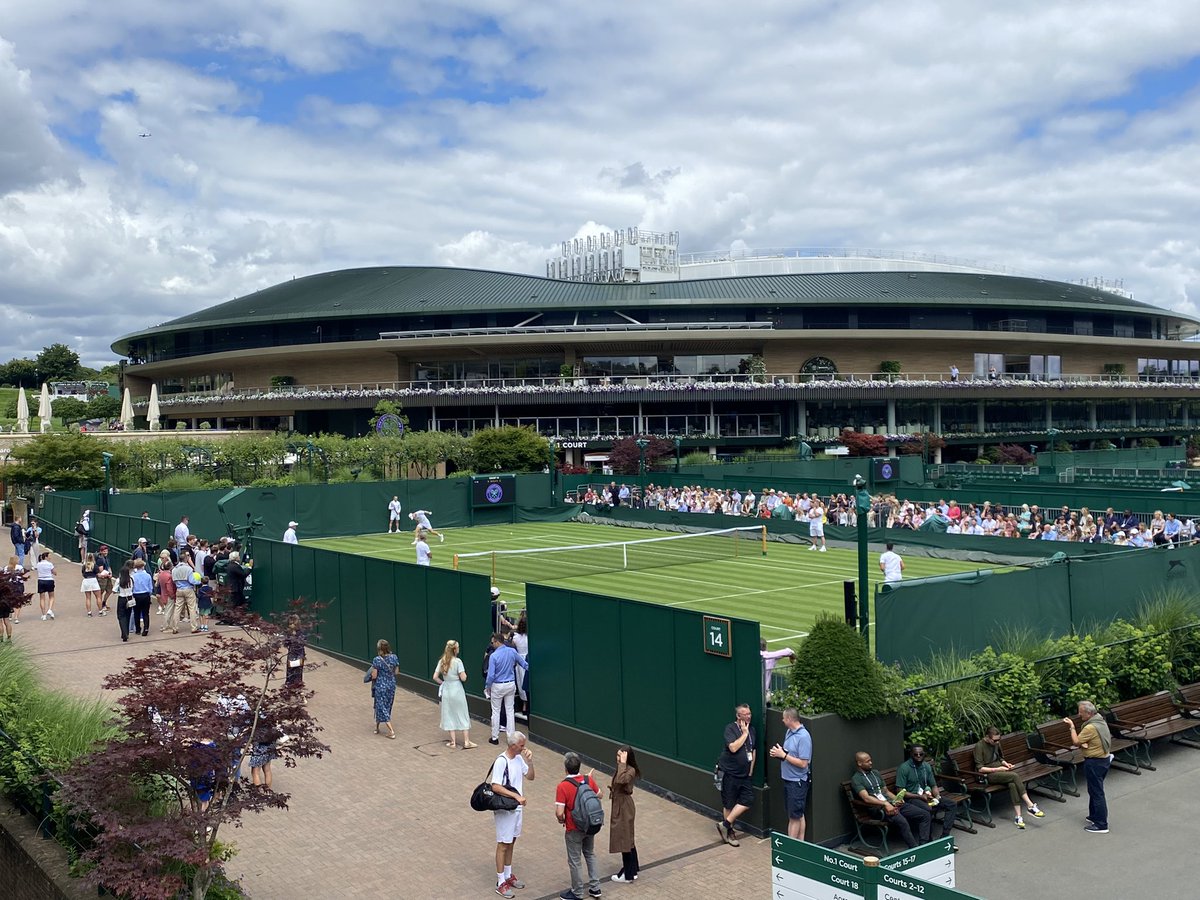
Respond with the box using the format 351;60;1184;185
471;758;520;812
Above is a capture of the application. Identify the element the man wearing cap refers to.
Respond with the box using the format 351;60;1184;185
491;587;515;634
76;509;92;561
133;537;150;563
283;521;299;545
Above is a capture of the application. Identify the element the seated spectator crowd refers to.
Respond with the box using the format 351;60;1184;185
582;483;1196;547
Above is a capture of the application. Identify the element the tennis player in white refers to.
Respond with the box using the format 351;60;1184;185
387;496;403;533
410;510;445;543
808;503;827;552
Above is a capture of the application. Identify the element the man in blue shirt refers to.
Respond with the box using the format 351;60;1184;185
485;633;529;746
1164;513;1182;547
769;707;811;840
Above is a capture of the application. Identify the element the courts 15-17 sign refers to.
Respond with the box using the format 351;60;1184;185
703;616;732;657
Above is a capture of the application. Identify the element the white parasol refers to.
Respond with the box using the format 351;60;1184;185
147;383;161;430
16;386;29;432
120;388;135;429
37;382;52;433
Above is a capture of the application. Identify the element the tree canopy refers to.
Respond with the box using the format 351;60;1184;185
7;433;106;489
469;425;550;473
35;343;82;381
606;436;676;475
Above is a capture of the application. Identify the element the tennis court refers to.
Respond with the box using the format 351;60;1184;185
305;521;992;645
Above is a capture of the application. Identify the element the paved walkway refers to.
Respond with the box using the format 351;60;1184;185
14;546;1200;899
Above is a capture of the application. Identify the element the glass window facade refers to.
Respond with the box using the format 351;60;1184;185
414;359;560;382
579;355;750;376
1138;359;1200;381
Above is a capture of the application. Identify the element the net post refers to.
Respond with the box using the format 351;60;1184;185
734;528;739;559
452;554;459;571
760;525;767;556
623;544;628;569
491;552;496;583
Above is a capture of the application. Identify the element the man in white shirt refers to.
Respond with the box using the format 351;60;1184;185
387;496;403;533
283;521;299;544
490;731;534;898
879;543;905;583
807;504;827;552
174;515;190;548
415;533;432;566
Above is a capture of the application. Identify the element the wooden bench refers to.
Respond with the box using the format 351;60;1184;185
941;736;1064;827
997;732;1072;800
842;767;974;854
1106;690;1200;768
1030;717;1142;789
1175;682;1200;715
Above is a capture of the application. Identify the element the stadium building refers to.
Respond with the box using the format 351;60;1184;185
112;246;1200;464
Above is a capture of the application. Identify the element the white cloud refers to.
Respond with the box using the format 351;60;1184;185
0;1;1199;366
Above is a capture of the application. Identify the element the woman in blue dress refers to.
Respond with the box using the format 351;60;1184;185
369;638;399;739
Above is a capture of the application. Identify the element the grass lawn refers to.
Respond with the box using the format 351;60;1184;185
306;521;997;646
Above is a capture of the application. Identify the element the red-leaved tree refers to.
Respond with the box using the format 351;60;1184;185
838;429;887;457
606;436;677;474
58;600;330;900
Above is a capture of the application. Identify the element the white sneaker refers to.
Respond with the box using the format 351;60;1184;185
809;544;817;551
47;610;54;619
819;546;827;552
41;614;48;621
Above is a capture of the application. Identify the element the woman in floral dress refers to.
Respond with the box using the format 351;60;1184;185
369;639;399;739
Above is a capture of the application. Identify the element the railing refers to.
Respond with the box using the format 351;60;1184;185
674;246;1028;276
378;321;774;340
934;464;1040;478
131;369;1200;406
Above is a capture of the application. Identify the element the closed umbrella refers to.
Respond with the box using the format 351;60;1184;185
147;384;161;431
37;383;52;433
16;387;29;433
120;388;134;429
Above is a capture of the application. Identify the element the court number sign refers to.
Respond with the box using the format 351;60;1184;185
703;616;732;658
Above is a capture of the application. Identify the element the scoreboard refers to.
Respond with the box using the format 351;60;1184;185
471;475;516;507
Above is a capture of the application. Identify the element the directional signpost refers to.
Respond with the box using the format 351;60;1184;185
769;833;980;900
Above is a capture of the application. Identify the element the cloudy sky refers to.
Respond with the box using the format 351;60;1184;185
2;1;1200;366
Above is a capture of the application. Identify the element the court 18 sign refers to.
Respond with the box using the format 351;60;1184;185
703;616;732;657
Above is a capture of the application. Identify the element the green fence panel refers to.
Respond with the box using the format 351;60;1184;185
1067;547;1200;630
527;585;577;726
424;567;467;681
337;553;370;660
617;601;678;760
316;552;346;652
570;590;623;740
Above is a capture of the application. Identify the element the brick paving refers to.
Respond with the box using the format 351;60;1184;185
11;547;766;899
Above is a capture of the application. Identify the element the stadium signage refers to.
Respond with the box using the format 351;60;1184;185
559;440;590;449
703;615;732;657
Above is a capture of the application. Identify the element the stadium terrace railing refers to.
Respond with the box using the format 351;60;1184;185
130;370;1200;406
378;322;775;340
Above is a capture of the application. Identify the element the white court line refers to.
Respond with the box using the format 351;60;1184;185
665;577;848;606
766;632;809;642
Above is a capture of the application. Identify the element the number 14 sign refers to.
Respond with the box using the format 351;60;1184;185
703;616;732;657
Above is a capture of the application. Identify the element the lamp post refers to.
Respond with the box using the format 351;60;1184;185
635;438;649;481
101;452;113;512
853;473;872;645
673;436;682;474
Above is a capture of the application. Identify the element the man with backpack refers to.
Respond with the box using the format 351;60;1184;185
555;751;604;900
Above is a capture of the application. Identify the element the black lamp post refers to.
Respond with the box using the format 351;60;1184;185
853;473;872;645
635;438;649;479
673;436;682;473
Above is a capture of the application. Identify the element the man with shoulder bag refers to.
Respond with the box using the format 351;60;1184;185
490;731;534;898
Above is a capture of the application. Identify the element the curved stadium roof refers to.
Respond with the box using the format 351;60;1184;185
112;266;1197;354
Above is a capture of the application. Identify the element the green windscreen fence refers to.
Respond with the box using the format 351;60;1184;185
251;538;493;690
876;544;1200;667
527;584;763;781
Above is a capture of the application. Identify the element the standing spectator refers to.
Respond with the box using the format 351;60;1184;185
284;616;307;698
196;576;214;633
9;519;25;569
807;502;827;552
879;543;905;583
174;515;190;548
25;518;41;566
80;552;102;617
283;521;299;544
759;638;796;703
486;632;528;745
973;726;1045;828
131;559;154;636
490;731;534;899
415;531;432;566
896;744;958;839
115;561;136;642
165;540;179;565
225;551;247;608
716;703;756;846
851;751;928;849
387;495;403;533
1063;701;1113;834
35;551;56;620
513;613;530;716
769;707;811;840
156;558;177;624
75;509;91;562
2;556;29;627
132;537;150;564
368;638;399;739
409;509;445;542
95;545;114;614
608;746;640;883
249;723;281;789
491;586;516;633
949;364;959;382
555;751;602;900
433;639;474;749
170;555;199;635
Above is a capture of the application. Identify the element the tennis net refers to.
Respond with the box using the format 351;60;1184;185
452;525;766;584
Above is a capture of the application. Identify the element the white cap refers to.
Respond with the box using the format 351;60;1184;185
490;586;501;597
138;537;147;543
288;521;298;528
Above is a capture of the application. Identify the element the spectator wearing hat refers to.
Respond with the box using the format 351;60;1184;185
491;586;515;634
76;509;91;562
283;521;299;544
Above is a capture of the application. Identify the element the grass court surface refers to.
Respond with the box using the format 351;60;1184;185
305;522;990;645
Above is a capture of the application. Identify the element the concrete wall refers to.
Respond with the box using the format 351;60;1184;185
0;800;94;900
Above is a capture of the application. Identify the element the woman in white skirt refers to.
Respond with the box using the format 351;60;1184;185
80;552;102;616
